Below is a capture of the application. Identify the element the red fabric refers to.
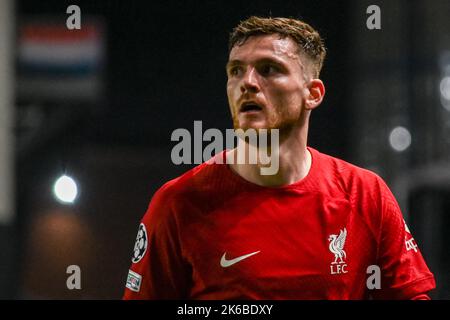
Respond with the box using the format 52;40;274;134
123;147;435;300
410;294;431;300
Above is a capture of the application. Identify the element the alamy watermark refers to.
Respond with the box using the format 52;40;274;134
66;264;81;290
66;5;81;30
366;5;381;30
171;121;280;175
366;264;381;290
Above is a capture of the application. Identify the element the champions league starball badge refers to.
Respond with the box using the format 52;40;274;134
132;223;148;263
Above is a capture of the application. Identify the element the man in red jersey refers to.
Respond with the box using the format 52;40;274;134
123;16;435;299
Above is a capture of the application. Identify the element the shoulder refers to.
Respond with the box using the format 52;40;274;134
141;160;225;224
313;148;404;240
312;148;400;239
310;148;393;207
156;159;224;201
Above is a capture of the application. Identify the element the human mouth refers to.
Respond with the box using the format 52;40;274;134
239;101;264;113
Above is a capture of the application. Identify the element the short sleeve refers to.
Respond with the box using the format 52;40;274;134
372;178;436;299
123;185;192;299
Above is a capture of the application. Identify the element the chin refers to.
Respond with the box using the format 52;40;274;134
236;125;280;138
235;120;269;131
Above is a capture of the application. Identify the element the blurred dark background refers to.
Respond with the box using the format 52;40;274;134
0;0;449;299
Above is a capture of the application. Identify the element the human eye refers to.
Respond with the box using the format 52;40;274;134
227;65;243;77
259;64;280;76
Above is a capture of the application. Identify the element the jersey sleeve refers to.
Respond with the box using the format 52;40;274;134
372;178;436;299
123;184;192;299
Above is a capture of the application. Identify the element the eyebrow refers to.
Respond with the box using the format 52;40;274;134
226;60;243;70
226;57;286;70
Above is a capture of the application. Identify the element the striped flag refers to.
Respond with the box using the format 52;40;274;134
17;18;105;101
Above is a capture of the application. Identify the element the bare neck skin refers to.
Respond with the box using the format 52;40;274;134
227;112;312;187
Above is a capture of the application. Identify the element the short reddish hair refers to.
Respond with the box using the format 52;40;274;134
229;16;326;78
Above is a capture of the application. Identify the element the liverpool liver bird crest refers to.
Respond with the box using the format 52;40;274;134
328;228;347;264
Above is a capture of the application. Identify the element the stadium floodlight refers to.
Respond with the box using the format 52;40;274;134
53;175;78;204
389;126;411;152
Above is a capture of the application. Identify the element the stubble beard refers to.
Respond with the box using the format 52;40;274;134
231;104;303;141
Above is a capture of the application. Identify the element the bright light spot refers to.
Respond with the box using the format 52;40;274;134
53;175;78;204
441;77;450;111
440;76;450;101
389;126;411;152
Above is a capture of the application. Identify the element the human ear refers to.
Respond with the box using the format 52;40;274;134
305;79;325;110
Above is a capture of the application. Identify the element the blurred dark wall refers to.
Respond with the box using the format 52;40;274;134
17;0;349;154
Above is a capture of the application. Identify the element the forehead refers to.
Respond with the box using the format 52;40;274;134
228;34;300;63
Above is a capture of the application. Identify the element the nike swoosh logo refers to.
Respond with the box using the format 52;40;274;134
220;251;260;268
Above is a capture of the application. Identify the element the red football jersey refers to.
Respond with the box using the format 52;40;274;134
123;147;435;299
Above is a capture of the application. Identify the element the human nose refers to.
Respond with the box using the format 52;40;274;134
240;67;260;93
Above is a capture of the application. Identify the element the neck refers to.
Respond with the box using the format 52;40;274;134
228;121;312;187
